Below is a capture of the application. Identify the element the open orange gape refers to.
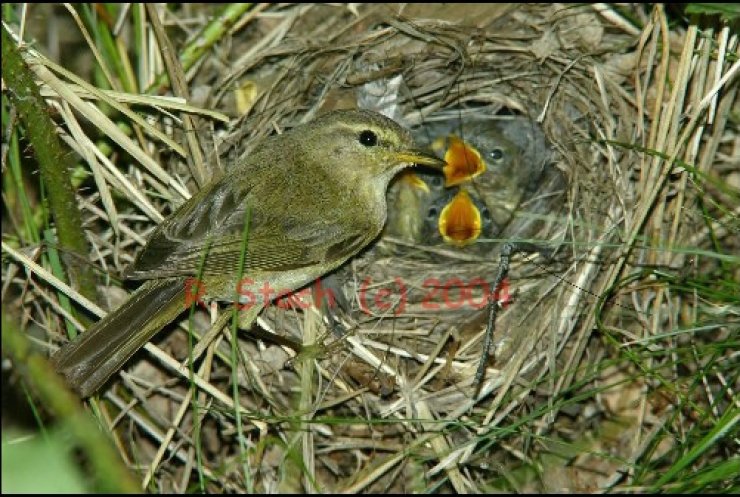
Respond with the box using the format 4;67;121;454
437;187;483;246
385;115;563;250
436;135;486;187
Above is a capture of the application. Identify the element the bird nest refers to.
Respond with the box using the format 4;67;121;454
5;3;738;493
184;5;735;492
233;10;609;418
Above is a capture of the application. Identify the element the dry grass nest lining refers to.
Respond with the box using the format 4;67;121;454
217;14;635;413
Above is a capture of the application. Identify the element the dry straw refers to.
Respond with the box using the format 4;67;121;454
3;3;737;493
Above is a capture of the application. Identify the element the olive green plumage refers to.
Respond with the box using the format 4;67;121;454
53;109;444;397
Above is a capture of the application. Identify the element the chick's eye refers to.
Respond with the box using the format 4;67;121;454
359;130;378;147
490;148;504;162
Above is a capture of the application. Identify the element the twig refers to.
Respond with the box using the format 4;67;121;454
474;242;551;394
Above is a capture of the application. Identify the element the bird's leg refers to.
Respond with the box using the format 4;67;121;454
188;303;269;363
236;302;264;330
189;309;232;363
313;273;352;337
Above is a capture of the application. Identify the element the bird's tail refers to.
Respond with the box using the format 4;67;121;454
52;278;188;398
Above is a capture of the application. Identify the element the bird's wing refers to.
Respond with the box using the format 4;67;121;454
126;176;373;279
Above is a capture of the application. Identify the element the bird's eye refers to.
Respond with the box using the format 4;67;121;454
359;130;378;147
490;148;504;162
427;206;439;219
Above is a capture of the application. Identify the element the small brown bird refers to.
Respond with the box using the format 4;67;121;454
52;109;445;397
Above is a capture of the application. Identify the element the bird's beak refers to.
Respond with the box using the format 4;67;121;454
438;188;482;246
394;148;446;170
442;136;486;187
